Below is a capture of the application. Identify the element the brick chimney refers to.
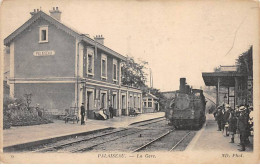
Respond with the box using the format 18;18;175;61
94;35;105;45
49;7;61;21
30;9;40;17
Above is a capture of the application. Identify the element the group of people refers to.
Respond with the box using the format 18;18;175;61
80;103;114;125
213;103;253;151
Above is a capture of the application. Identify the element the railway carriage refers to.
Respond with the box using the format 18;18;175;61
166;78;206;129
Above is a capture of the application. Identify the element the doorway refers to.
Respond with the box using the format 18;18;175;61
121;94;126;115
100;92;107;109
86;90;94;119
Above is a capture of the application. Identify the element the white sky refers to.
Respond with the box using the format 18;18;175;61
0;0;258;91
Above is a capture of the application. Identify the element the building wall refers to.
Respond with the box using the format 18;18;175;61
7;12;142;118
128;91;141;110
14;18;76;78
14;83;75;111
143;108;155;113
82;81;142;119
85;48;120;85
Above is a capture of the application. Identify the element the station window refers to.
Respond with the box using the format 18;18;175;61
101;54;107;79
113;59;118;81
87;48;94;75
138;97;140;108
148;98;152;108
144;102;147;107
39;26;48;43
121;66;124;83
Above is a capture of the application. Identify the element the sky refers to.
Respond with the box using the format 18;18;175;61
0;0;259;91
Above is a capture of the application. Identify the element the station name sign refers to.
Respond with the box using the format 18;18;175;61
33;50;55;56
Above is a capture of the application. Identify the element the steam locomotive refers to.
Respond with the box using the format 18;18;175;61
166;78;206;129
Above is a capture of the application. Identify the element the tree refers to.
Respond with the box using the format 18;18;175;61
236;46;253;77
121;56;148;88
121;56;166;109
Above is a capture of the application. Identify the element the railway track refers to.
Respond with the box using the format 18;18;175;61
132;130;192;152
30;117;195;153
32;128;128;152
71;128;143;153
32;117;166;153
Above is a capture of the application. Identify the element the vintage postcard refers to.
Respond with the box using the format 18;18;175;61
0;0;259;164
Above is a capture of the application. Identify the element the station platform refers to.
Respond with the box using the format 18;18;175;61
186;114;253;152
3;112;165;148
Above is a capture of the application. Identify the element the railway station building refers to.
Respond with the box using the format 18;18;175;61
202;46;253;108
142;93;159;113
4;7;142;118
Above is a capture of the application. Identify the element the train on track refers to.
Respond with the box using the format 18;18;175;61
166;78;206;129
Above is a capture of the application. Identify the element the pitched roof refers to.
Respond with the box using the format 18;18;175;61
143;93;159;100
4;11;126;61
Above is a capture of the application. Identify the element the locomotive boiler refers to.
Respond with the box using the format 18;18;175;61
166;78;206;129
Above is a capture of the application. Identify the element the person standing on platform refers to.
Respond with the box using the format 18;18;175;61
80;103;86;125
214;106;224;131
228;108;237;143
237;106;248;151
220;104;227;132
109;105;114;118
244;105;251;145
223;104;231;136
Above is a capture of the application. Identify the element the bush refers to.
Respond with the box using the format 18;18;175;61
10;108;53;126
3;97;53;129
3;115;11;129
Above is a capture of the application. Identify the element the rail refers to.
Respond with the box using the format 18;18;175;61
169;131;191;151
132;130;172;153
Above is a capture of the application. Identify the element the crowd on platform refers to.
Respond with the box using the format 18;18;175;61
213;103;253;151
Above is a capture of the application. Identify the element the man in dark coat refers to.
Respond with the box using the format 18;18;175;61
214;106;224;131
109;105;114;118
228;109;237;143
80;103;85;125
237;106;248;151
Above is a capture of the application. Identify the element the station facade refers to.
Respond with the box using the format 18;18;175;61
4;8;142;118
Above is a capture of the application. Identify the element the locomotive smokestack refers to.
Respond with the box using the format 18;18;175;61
180;78;186;93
